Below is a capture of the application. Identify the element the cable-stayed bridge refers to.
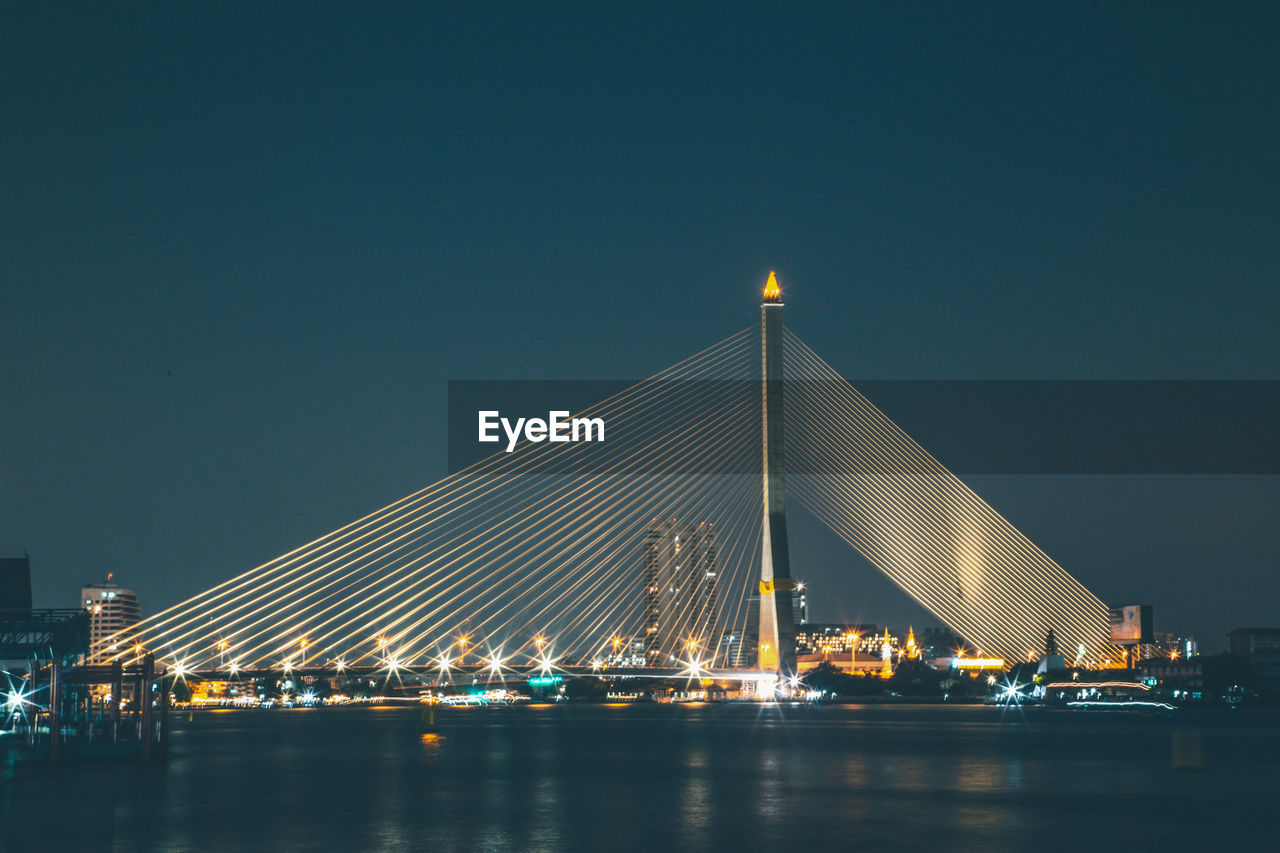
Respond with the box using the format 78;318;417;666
98;276;1120;681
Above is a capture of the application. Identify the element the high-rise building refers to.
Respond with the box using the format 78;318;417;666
743;593;760;667
642;519;717;664
792;582;808;626
717;632;745;668
0;555;32;610
81;579;141;664
1228;627;1280;693
1137;631;1198;662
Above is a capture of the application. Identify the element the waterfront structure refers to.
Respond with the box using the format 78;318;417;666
1139;653;1249;703
1228;627;1280;694
757;271;798;675
642;519;717;664
796;650;886;675
81;579;141;664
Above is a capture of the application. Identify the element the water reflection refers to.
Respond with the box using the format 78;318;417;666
954;756;1005;794
1;705;1274;853
882;755;933;792
679;746;712;847
756;747;784;821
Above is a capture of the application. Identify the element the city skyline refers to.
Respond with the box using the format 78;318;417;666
4;7;1278;850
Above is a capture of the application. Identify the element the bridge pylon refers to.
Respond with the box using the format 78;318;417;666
757;271;797;678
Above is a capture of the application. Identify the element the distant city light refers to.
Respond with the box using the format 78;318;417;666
952;658;1004;670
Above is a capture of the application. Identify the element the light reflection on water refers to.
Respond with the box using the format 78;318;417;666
678;746;711;848
3;703;1277;852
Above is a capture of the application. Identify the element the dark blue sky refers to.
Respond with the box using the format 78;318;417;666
3;3;1277;649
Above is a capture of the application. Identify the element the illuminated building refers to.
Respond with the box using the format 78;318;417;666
81;578;141;664
642;519;717;664
1138;653;1248;703
948;656;1005;672
796;650;885;675
792;583;808;626
795;624;877;655
861;630;898;656
1137;631;1198;662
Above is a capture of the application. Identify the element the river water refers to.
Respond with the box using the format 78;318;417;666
3;702;1276;852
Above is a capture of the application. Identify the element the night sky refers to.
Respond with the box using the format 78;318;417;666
3;3;1277;651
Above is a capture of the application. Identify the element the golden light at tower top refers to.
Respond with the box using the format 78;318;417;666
762;270;781;302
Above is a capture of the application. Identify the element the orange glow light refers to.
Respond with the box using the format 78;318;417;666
762;270;781;302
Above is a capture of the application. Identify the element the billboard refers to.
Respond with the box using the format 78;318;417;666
1109;604;1153;643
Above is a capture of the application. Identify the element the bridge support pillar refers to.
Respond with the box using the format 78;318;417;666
759;273;797;679
111;661;122;744
48;663;61;764
140;654;154;763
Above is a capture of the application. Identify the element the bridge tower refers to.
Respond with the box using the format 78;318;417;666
757;271;797;676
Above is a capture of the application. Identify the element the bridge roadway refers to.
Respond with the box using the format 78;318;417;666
173;664;768;685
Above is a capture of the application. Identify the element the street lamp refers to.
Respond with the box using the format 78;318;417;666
457;636;470;665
